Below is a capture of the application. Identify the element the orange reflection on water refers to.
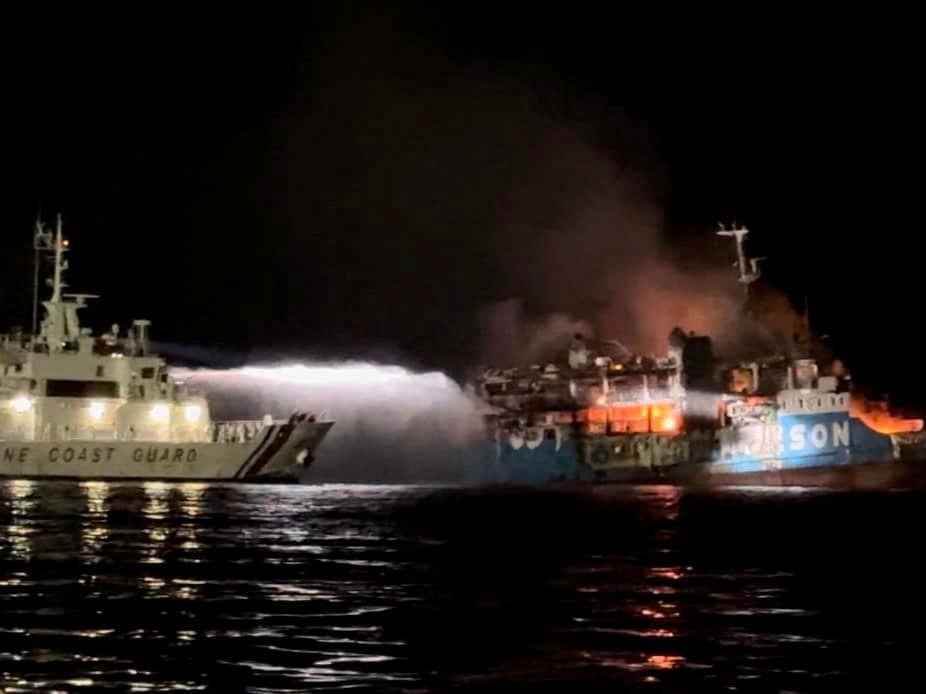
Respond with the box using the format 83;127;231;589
640;601;680;621
647;654;684;669
649;568;682;581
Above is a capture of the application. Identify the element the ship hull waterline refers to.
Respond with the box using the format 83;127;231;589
523;459;926;492
0;421;331;482
676;458;926;490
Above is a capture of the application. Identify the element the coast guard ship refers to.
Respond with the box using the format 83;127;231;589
472;226;926;488
0;217;333;481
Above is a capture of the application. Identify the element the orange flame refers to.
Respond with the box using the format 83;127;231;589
578;403;682;434
849;394;923;434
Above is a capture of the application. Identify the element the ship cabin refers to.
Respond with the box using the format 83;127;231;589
477;338;686;438
0;319;211;443
0;222;213;444
720;357;850;426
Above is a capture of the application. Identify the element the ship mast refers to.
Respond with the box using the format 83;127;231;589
51;214;67;303
32;217;53;335
34;214;79;353
717;223;763;300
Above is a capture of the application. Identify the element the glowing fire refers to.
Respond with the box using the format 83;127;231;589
580;402;682;434
849;394;923;435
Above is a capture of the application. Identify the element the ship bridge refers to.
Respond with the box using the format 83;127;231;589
0;217;214;444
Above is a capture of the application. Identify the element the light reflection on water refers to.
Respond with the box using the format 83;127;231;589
1;481;925;691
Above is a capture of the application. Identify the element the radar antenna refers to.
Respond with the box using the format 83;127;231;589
717;223;763;297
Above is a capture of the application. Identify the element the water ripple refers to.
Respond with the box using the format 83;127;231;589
2;481;926;691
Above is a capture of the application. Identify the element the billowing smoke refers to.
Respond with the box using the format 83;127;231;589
272;5;803;369
477;298;592;367
598;259;803;360
173;363;490;482
485;124;803;364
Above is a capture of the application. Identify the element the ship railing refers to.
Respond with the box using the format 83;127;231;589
611;390;678;403
208;414;321;444
209;420;272;444
0;333;35;351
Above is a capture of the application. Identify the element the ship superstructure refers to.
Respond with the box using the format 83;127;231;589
474;332;702;483
470;225;926;487
0;217;332;480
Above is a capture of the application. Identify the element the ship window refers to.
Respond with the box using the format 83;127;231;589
46;379;119;398
545;428;556;440
141;367;156;379
96;365;105;378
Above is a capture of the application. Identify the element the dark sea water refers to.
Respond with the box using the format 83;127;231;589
2;481;925;693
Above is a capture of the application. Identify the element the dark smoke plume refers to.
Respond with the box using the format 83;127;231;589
274;5;803;367
479;124;803;365
477;298;592;368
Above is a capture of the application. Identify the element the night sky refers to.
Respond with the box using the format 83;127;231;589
2;6;922;403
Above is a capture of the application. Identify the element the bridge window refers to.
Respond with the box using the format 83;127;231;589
46;380;119;398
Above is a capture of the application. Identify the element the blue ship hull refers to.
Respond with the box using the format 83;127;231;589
471;411;926;488
467;438;580;485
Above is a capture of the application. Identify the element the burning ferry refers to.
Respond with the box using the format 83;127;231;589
470;226;926;488
0;217;333;481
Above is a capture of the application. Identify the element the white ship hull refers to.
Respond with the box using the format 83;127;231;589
0;420;332;481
